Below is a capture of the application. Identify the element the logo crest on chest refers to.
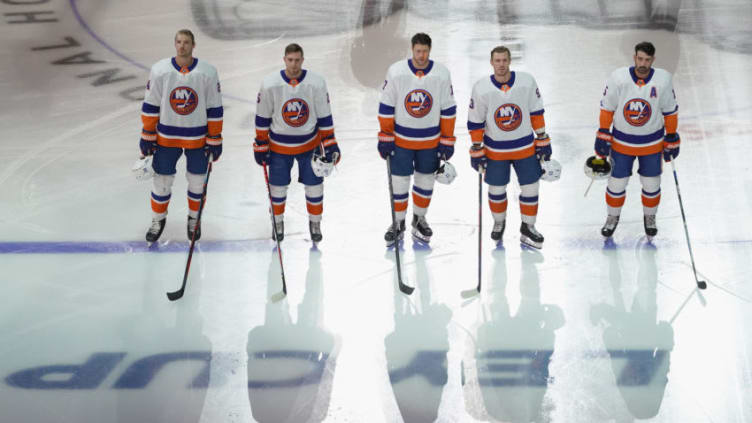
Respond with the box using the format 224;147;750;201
404;89;433;118
282;98;310;127
169;87;199;115
494;103;523;131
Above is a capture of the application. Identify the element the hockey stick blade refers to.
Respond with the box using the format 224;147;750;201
399;280;415;295
166;288;185;301
270;290;287;303
460;287;479;299
166;163;212;301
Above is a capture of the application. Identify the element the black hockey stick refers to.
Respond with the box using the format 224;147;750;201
462;171;484;299
386;156;414;295
167;161;212;301
670;158;706;290
263;162;288;302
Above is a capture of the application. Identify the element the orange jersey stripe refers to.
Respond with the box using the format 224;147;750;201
157;135;206;149
530;114;545;132
485;145;535;161
611;142;663;156
469;129;485;143
395;136;440;150
207;120;223;137
600;109;615;129
141;115;159;132
440;116;456;138
319;128;334;141
255;129;270;142
270;137;319;155
664;114;678;134
378;116;395;134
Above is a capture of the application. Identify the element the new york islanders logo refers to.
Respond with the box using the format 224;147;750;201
169;86;198;115
623;98;652;127
494;104;523;131
282;98;309;127
404;89;433;118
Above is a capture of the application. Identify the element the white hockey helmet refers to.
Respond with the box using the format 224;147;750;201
435;161;457;185
540;159;562;182
584;156;612;180
311;149;336;177
131;156;154;181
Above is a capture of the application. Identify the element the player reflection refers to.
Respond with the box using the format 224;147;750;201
590;243;674;419
116;253;211;423
385;248;452;422
467;248;564;422
350;0;408;89
246;248;340;422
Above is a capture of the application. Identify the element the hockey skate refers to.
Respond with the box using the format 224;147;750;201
644;214;658;239
384;220;405;247
187;216;201;241
601;215;620;238
309;220;322;243
491;220;506;243
272;218;284;242
411;214;433;244
145;217;166;244
520;222;544;249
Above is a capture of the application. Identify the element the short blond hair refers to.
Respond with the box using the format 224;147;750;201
175;29;195;44
490;46;511;61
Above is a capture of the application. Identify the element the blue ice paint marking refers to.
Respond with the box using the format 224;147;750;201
4;349;667;390
0;240;273;254
68;0;252;104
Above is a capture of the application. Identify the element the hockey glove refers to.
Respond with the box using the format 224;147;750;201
253;139;270;166
594;128;613;158
663;133;680;162
437;136;456;160
469;144;486;172
378;131;395;159
534;133;552;161
205;135;222;161
139;138;157;156
324;142;341;165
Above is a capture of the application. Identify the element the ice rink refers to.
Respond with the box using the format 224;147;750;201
1;0;751;422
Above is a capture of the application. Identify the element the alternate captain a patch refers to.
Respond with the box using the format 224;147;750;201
169;86;199;115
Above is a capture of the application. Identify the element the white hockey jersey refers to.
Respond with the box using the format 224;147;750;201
141;57;223;149
467;71;545;160
255;70;335;155
378;59;456;150
600;66;678;156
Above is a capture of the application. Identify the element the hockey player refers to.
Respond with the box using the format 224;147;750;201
140;29;223;243
595;41;679;238
253;43;341;243
378;33;457;246
467;46;551;249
